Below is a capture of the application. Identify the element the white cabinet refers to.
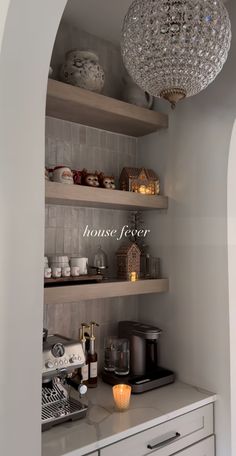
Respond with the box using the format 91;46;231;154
171;436;214;456
100;404;214;456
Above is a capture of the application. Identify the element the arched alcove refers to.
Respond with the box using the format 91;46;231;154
0;1;67;455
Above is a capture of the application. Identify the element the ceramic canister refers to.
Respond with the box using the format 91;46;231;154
60;50;105;94
70;257;88;275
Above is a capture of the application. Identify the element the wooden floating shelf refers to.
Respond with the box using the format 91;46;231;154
44;274;103;286
46;79;168;137
44;278;169;305
45;181;168;211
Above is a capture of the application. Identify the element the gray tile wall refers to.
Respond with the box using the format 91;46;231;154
45;116;138;367
44;298;138;371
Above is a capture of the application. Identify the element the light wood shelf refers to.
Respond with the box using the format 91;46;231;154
45;181;168;211
44;278;169;304
46;79;168;137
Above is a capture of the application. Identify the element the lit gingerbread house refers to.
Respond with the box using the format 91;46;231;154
119;167;160;195
116;242;141;280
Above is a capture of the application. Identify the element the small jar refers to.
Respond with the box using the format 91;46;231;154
71;266;80;277
44;267;52;279
62;266;71;277
51;267;62;278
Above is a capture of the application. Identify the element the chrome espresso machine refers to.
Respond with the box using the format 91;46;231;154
42;329;88;431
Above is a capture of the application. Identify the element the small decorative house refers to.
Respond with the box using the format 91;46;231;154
119;167;160;195
116;242;141;280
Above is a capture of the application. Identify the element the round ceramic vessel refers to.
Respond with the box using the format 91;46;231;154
70;257;88;275
60;50;105;93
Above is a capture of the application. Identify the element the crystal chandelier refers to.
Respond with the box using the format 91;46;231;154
121;0;231;108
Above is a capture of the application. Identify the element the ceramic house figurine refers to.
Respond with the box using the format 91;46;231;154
119;167;160;195
116;242;141;280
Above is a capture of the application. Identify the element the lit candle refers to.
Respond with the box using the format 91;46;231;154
130;271;138;282
112;384;131;411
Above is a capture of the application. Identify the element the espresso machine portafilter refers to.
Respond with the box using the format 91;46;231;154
42;331;88;431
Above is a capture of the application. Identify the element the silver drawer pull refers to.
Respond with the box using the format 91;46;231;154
147;432;181;450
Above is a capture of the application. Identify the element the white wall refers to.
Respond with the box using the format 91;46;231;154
0;1;66;455
228;119;236;455
138;3;236;454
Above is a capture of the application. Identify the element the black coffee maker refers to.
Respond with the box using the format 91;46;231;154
102;321;175;393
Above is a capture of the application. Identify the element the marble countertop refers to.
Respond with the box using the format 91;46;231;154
42;380;217;456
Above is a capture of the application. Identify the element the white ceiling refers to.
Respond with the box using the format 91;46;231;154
62;0;133;45
62;0;230;46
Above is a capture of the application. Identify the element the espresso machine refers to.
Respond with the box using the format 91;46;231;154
42;329;88;431
102;321;175;393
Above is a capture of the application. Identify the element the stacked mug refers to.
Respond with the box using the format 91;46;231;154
49;256;71;278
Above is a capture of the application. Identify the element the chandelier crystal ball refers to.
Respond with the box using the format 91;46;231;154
121;0;231;108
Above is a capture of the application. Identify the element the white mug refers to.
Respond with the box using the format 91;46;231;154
52;267;62;278
44;267;52;279
62;266;71;277
71;266;80;277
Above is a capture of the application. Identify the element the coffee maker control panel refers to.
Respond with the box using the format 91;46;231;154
42;334;85;378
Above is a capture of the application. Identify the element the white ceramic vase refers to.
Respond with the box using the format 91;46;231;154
60;50;105;93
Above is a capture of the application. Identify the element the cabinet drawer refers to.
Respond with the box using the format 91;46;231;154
171;436;214;456
100;404;213;456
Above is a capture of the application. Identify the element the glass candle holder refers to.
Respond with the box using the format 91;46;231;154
112;384;131;412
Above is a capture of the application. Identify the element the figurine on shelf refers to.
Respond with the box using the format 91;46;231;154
81;169;100;187
98;173;116;189
52;166;74;185
73;169;82;185
119;167;160;195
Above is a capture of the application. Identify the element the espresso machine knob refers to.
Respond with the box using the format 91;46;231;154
69;355;77;363
45;360;54;369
